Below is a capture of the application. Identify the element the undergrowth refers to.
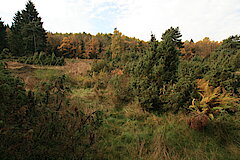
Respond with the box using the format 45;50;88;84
1;58;240;160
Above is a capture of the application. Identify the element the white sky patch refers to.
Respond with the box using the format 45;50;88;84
1;0;240;41
115;0;240;41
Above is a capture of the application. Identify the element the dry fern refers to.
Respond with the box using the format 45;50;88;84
188;79;239;129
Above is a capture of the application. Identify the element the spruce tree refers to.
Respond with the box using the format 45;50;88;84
9;11;24;56
10;0;46;56
22;0;46;55
0;18;7;52
158;27;183;83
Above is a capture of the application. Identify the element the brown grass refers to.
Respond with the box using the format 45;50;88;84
6;59;93;90
7;59;92;75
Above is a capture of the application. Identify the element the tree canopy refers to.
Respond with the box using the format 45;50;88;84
0;18;7;52
9;0;46;56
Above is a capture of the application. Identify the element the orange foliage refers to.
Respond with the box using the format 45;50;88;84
111;68;124;75
58;36;77;58
46;30;149;59
181;37;221;59
85;37;100;59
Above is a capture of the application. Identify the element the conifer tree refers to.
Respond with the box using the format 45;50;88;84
9;11;24;56
130;27;183;111
110;28;123;59
205;35;240;94
10;0;46;56
22;0;46;55
159;27;182;83
0;18;7;52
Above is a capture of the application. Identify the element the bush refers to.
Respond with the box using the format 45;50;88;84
160;57;207;112
188;79;239;130
204;36;240;94
129;28;182;111
108;74;133;108
91;59;114;73
0;62;27;115
0;65;103;159
0;48;12;59
19;52;65;66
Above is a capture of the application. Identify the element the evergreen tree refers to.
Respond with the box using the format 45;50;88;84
158;27;182;83
10;0;46;56
0;18;7;52
130;27;182;111
205;35;240;94
22;1;46;55
161;27;183;49
9;11;24;56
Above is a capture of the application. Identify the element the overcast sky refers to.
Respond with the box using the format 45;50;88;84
1;0;240;41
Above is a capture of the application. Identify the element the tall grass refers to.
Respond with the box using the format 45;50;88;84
91;103;240;160
34;69;62;80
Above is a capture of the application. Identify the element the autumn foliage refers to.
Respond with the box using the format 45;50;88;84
181;37;221;59
46;30;147;59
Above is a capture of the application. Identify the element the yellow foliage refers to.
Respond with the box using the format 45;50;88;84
189;79;239;119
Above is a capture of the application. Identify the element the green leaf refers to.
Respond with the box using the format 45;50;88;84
212;107;223;111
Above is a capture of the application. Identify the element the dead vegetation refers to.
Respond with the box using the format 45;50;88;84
6;59;93;90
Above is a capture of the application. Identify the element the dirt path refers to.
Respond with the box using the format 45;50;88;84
6;59;93;90
6;59;92;75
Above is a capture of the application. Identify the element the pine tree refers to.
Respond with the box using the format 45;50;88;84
21;0;46;55
0;18;7;52
205;35;240;94
9;0;46;56
161;27;183;49
9;11;24;56
130;27;183;111
159;27;182;83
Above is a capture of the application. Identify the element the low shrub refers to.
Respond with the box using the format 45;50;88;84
188;79;239;130
0;48;12;60
0;65;103;159
108;74;133;108
19;52;65;66
91;59;113;73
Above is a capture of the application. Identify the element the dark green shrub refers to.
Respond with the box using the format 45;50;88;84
91;59;114;74
0;62;27;117
0;48;12;59
19;52;65;66
205;36;240;94
0;66;103;159
129;28;182;111
109;74;133;108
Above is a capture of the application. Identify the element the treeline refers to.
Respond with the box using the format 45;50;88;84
46;31;221;60
0;1;146;60
0;0;221;62
181;37;221;59
46;29;147;59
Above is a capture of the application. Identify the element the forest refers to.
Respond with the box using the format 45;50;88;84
1;1;240;159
